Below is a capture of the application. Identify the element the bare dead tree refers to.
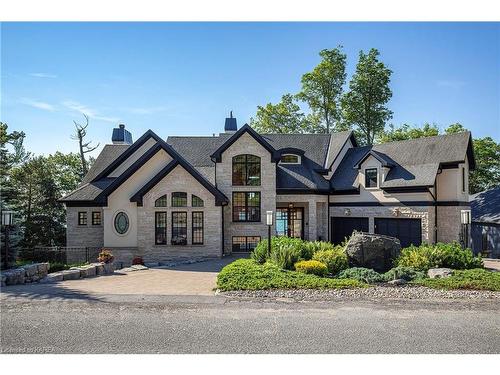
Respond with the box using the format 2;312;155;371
71;114;100;176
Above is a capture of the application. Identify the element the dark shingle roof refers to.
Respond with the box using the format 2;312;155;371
332;132;473;191
471;187;500;224
81;144;130;184
60;178;115;202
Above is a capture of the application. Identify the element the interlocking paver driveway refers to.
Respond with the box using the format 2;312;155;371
2;254;246;297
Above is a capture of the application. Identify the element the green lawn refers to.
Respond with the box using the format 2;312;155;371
216;258;367;291
413;269;500;291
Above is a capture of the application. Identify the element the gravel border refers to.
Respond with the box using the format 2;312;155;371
220;284;500;301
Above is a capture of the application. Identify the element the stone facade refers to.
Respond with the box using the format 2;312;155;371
216;132;277;253
437;205;469;243
329;205;436;244
136;164;222;262
66;206;104;248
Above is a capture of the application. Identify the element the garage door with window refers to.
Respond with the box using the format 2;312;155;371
374;218;422;249
331;217;369;245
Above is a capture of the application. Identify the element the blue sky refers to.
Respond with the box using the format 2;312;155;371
1;22;499;156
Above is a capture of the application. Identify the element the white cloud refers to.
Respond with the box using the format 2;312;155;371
29;72;57;78
436;80;465;89
124;106;168;115
20;97;56;112
62;100;119;123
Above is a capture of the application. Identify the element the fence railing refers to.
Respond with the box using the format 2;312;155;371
19;247;102;264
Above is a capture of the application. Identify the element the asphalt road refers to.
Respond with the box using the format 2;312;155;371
1;294;499;354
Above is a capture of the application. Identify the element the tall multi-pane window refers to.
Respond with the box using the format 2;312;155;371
78;212;87;225
192;212;204;245
232;154;261;186
171;212;187;245
365;168;378;188
91;211;101;225
232;192;261;222
155;194;168;207
172;192;187;207
192;195;204;207
155;212;167;245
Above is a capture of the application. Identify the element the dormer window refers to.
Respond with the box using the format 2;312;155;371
280;154;301;165
365;168;378;188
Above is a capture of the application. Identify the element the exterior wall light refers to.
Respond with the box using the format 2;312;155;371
344;208;351;216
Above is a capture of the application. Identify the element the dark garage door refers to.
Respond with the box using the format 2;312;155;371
331;217;369;245
374;218;422;249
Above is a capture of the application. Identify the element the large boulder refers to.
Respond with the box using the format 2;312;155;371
427;268;453;279
345;232;401;272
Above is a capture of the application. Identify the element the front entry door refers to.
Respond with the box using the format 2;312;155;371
276;207;304;239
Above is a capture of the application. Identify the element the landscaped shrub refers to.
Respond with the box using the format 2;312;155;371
396;242;483;271
97;249;114;264
252;236;305;265
337;267;384;284
383;266;426;282
312;248;348;275
294;260;328;276
48;262;88;273
132;256;144;265
271;243;302;270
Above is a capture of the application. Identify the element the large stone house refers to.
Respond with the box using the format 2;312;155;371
61;114;475;264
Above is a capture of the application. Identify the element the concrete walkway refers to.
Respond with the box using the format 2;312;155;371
1;254;246;299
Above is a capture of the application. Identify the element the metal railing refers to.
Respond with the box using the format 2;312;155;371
19;247;102;264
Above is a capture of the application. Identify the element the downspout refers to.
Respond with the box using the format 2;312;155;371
327;194;331;242
430;169;442;244
221;205;225;257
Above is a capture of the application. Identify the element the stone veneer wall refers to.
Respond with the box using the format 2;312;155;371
329;205;436;244
66;206;104;248
136;165;222;263
437;205;468;244
216;132;277;254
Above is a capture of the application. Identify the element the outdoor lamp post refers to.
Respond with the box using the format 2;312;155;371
266;210;273;257
460;209;471;249
1;210;15;269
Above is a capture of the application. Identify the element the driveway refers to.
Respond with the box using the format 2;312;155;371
1;254;246;299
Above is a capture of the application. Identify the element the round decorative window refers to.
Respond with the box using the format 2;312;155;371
114;212;129;234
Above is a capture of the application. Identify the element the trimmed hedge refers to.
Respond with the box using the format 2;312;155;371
396;242;483;271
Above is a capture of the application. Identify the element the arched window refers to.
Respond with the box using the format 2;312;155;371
171;192;187;207
232;154;261;186
192;195;204;207
155;194;168;207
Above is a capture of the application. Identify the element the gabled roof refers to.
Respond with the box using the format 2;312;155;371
331;132;475;192
81;144;129;184
210;124;280;162
61;130;228;206
471;186;500;224
353;149;396;169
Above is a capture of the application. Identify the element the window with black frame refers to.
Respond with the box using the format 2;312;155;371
365;168;378;188
192;212;203;244
172;192;187;207
232;154;261;186
232;192;261;222
192;195;204;207
78;212;87;225
155;194;168;207
155;212;167;245
92;211;101;225
171;212;187;245
232;236;261;252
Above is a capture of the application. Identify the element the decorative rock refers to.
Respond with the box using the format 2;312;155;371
130;264;148;271
37;263;49;275
428;268;453;279
103;263;114;274
62;269;81;280
345;232;401;272
144;262;160;268
4;268;26;285
387;278;407;285
79;265;96;278
39;272;64;283
91;263;105;275
23;264;38;277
